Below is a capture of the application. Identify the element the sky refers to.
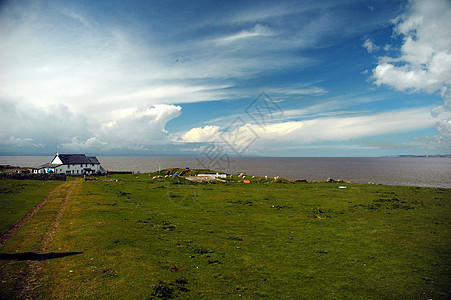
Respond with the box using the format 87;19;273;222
0;0;450;157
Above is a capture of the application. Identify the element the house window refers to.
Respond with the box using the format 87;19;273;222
68;165;70;169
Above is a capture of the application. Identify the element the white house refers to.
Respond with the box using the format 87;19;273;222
34;153;106;175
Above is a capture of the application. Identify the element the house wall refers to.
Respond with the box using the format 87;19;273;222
35;164;103;175
56;163;102;175
52;156;63;164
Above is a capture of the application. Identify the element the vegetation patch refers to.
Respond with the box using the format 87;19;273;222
229;199;253;206
356;195;422;210
151;279;189;299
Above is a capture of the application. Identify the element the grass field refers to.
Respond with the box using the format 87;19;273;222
0;180;62;236
0;173;450;299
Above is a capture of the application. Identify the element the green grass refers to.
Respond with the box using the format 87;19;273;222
1;174;450;299
0;179;62;235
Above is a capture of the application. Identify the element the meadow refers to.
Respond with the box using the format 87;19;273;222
0;180;61;236
0;171;450;299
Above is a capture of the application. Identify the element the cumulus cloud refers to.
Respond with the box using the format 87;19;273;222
372;0;451;142
92;104;182;150
0;98;92;154
0;98;182;154
181;125;220;142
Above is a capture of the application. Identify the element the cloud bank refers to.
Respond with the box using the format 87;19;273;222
181;108;436;152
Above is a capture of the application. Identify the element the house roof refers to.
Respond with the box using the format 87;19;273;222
56;154;100;165
87;156;100;164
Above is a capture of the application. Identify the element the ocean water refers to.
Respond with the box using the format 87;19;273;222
1;156;450;188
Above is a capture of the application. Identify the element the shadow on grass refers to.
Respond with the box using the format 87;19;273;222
0;251;82;261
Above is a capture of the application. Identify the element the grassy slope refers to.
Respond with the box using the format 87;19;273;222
0;179;62;235
1;175;450;299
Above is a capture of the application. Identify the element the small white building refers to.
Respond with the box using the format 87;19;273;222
197;173;227;179
34;153;106;175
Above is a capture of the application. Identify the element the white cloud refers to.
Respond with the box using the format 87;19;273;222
0;4;232;114
0;99;92;152
7;136;37;147
102;84;233;108
181;108;436;150
362;38;379;53
181;125;220;142
373;0;451;92
0;98;182;153
256;108;435;145
373;62;443;92
61;137;106;151
217;24;274;44
371;0;451;142
270;84;327;96
0;2;312;118
280;93;386;121
286;87;326;96
411;134;449;148
224;4;299;25
431;92;451;139
97;104;182;149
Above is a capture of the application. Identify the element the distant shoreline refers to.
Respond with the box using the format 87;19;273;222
0;154;450;158
1;156;450;189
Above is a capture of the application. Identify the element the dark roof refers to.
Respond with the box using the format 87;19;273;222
56;154;100;165
87;156;100;164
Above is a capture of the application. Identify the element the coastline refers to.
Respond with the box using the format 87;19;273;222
1;156;450;189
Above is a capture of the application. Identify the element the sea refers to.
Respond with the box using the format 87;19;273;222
1;156;450;189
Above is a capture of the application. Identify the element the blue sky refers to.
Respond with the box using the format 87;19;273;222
0;0;450;157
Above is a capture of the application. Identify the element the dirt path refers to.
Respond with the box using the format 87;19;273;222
19;179;81;298
0;179;81;298
39;179;80;251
